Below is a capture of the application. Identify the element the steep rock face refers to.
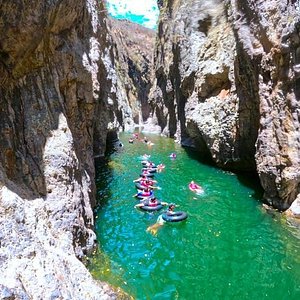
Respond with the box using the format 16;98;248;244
0;0;132;298
108;18;155;124
150;0;300;211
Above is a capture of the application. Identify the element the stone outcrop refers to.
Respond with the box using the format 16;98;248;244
108;18;155;124
0;0;132;298
150;0;300;211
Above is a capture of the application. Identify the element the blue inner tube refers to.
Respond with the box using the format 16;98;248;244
162;211;188;222
142;168;157;173
140;203;163;211
140;173;154;178
136;192;153;199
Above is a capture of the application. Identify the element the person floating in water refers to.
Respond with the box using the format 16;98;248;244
133;187;153;198
146;203;177;236
169;152;177;159
189;180;204;194
141;154;151;160
133;176;157;185
157;164;165;172
134;197;168;209
133;177;160;191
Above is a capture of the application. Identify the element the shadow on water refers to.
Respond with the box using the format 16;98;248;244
183;145;216;167
183;145;264;201
94;156;112;209
94;137;124;211
236;171;264;200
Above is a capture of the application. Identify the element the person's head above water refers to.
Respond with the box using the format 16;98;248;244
168;203;175;210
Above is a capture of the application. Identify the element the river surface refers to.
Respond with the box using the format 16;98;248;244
89;133;300;300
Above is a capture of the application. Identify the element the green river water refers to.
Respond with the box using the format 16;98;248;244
89;133;300;300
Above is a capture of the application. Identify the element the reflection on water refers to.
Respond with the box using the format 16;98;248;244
89;133;300;300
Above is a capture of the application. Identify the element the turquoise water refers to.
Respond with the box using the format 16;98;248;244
90;133;300;299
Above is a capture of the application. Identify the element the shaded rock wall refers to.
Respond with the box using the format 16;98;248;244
0;0;132;298
108;18;155;124
150;0;300;210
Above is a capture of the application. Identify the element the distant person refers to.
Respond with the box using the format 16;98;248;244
189;181;204;194
169;153;177;159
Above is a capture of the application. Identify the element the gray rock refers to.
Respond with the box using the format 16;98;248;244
0;0;132;299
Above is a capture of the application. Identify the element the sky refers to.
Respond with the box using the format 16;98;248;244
105;0;159;30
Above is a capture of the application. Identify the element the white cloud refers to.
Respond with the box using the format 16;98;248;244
106;0;159;29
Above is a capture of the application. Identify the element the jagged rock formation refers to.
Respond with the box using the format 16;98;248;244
0;0;132;298
150;0;300;212
108;18;155;124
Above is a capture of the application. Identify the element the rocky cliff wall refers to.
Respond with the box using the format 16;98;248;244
108;18;155;124
150;0;300;212
0;0;131;298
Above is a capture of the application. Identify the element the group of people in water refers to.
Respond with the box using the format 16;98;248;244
132;154;179;235
128;133;154;146
128;133;203;235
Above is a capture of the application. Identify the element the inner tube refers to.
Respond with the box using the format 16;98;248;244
140;172;154;178
162;211;188;222
136;191;153;199
140;203;163;211
135;183;152;190
142;168;157;173
141;161;156;168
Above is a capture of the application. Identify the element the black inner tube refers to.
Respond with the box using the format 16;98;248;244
140;203;163;211
162;211;188;222
142;168;157;173
141;162;156;167
140;173;154;178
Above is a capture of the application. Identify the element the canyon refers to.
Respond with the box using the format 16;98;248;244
0;0;300;298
